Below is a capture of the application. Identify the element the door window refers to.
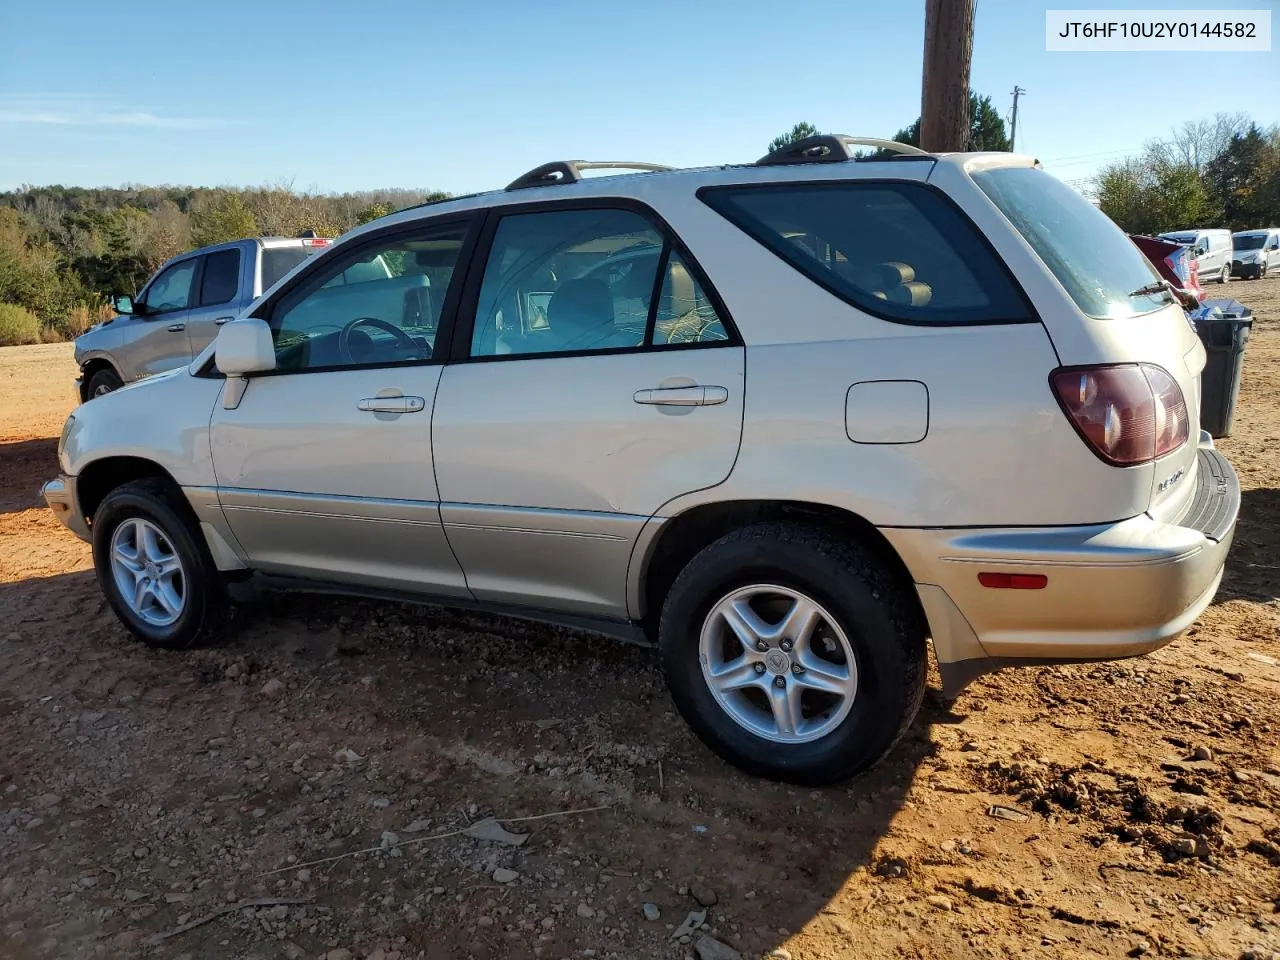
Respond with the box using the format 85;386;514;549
469;208;732;359
141;259;197;314
268;222;470;372
199;249;241;306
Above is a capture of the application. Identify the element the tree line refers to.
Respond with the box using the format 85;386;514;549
1095;114;1280;236
0;183;447;345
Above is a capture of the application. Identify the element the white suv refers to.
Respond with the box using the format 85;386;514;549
43;136;1240;785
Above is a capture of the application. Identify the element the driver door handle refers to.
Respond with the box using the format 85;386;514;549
633;385;728;407
166;323;186;333
357;396;426;414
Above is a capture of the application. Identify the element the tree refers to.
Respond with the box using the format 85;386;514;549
1097;149;1208;235
767;122;820;154
891;91;1010;150
190;194;258;247
1159;112;1251;173
356;202;394;225
1204;125;1277;229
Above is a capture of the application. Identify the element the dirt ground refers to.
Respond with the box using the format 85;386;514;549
1;286;1278;960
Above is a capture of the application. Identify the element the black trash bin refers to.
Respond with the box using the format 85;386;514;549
1194;300;1252;439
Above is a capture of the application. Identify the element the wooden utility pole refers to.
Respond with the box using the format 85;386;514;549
1009;85;1026;150
920;0;976;151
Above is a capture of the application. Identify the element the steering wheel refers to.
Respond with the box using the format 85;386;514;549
338;317;419;364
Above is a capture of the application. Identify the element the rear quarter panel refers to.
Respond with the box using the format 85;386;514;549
646;167;1153;528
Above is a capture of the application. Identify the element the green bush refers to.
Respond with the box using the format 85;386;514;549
0;302;41;346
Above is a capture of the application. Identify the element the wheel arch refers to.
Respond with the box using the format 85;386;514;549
76;456;182;529
634;499;925;640
79;357;123;401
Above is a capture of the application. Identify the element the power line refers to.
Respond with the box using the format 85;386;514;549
1039;146;1143;165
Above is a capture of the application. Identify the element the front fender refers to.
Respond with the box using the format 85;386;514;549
62;367;222;485
74;324;125;370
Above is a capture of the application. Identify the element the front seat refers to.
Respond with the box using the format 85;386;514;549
547;278;617;351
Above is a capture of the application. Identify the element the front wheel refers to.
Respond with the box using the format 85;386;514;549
658;522;926;786
86;367;123;398
91;478;230;649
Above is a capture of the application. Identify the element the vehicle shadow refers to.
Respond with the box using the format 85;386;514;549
1215;485;1280;603
0;437;59;517
0;568;935;960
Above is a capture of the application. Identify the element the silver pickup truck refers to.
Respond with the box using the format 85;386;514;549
74;235;331;400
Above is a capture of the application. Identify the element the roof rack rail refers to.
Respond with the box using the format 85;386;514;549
755;135;930;166
506;161;674;191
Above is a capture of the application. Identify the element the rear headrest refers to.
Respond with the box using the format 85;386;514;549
664;258;696;317
548;279;614;346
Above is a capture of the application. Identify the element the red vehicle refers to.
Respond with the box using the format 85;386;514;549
1130;234;1203;306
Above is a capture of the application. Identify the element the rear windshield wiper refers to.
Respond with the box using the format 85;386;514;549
1128;280;1176;299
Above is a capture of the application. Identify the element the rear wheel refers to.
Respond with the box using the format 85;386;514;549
86;367;123;398
658;522;926;785
91;478;230;649
1220;262;1231;284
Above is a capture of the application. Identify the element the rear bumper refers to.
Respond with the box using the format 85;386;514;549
41;475;90;542
884;444;1239;696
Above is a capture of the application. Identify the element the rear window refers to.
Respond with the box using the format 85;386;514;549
701;182;1028;325
199;248;241;305
261;246;314;290
974;167;1171;319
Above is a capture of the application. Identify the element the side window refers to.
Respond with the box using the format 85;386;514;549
653;251;729;345
199;249;241;306
702;183;1028;325
470;209;664;359
268;221;469;372
141;259;197;314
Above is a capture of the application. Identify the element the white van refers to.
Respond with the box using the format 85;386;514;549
1158;228;1234;283
1232;228;1280;280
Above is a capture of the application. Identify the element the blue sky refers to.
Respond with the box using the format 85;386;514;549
0;0;1275;195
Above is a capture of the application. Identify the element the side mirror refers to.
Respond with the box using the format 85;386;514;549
110;294;134;315
215;319;276;409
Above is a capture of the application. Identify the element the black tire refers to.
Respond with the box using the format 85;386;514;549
86;367;123;399
91;478;230;650
658;522;926;786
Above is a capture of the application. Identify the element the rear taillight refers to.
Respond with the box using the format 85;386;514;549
1050;364;1189;466
301;238;330;247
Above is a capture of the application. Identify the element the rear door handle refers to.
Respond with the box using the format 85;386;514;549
633;385;728;407
214;316;235;326
166;323;186;333
357;396;426;414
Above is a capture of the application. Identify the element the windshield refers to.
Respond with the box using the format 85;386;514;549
261;247;313;290
1234;234;1266;251
972;166;1170;319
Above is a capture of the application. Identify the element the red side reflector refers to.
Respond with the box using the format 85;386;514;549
978;572;1048;590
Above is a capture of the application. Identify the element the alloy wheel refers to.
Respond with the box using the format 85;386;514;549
109;517;186;627
698;584;858;744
